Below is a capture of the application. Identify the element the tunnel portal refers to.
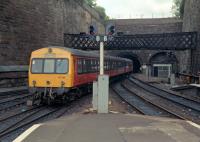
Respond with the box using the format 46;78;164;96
118;54;141;73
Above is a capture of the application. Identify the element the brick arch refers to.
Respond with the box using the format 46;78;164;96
148;51;178;65
148;51;179;74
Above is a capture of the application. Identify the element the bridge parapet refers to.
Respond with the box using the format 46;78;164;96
64;32;198;50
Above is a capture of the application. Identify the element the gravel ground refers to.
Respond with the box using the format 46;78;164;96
109;89;138;114
78;89;138;114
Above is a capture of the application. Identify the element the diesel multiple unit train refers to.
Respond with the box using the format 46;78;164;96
29;47;133;104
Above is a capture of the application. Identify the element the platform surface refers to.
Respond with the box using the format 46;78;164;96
15;114;200;142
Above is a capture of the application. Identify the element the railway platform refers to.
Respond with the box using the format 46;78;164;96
14;114;200;142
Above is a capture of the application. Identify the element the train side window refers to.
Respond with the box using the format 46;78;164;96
89;59;92;72
106;61;109;71
85;59;88;73
104;60;106;70
107;61;109;70
111;61;113;70
88;59;91;73
78;59;83;74
95;60;98;71
83;59;87;73
112;61;114;70
97;60;99;71
92;59;95;72
87;59;91;73
90;59;92;72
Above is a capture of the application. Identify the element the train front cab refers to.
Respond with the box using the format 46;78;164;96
28;48;74;104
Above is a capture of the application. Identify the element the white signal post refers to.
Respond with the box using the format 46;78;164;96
100;41;104;75
93;36;109;114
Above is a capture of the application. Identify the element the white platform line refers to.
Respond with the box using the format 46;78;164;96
187;121;200;129
13;124;42;142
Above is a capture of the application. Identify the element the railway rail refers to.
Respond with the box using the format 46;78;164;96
111;84;145;115
0;97;32;113
112;83;182;119
0;89;28;99
131;76;200;103
0;94;31;105
129;77;200;111
0;107;62;139
127;77;200;124
0;89;31;113
0;93;91;141
0;102;27;113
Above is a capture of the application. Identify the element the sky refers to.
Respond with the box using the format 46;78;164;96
96;0;173;19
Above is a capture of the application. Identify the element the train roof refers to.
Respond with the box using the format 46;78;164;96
47;46;132;62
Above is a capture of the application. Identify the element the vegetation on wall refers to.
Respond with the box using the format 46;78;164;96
84;0;109;20
172;0;185;18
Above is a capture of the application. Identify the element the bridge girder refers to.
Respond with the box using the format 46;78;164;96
64;32;197;50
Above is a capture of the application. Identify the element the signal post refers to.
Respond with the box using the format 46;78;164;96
93;36;109;114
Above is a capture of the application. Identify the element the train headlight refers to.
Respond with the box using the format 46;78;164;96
32;80;36;87
61;81;65;87
46;81;51;85
48;48;53;53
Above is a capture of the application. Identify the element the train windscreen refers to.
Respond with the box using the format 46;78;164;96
31;58;68;74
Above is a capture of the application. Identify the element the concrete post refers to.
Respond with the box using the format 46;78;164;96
97;75;109;113
170;73;175;86
95;35;109;114
145;65;151;80
92;81;98;110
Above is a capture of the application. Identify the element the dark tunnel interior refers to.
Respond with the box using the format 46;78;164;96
118;55;141;73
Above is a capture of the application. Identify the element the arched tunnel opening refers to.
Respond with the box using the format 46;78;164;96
118;54;141;73
150;52;178;78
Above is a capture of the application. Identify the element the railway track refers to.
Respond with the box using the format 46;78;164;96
0;104;75;140
112;83;183;119
0;94;31;105
0;96;32;113
0;90;31;113
0;94;91;141
0;106;42;122
129;77;200;111
0;101;27;113
0;106;45;136
0;89;28;99
111;84;145;115
0;107;62;139
131;76;200;104
127;77;200;124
